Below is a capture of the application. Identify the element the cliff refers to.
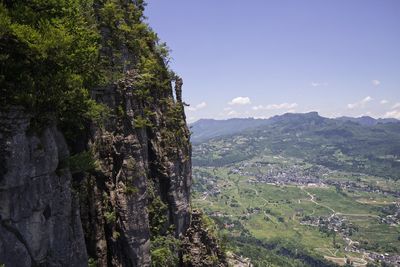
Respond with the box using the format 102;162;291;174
0;1;226;266
0;109;87;266
78;70;192;266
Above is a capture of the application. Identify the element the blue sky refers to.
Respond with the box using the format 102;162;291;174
145;0;400;122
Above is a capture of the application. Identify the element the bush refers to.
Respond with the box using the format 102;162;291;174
104;211;116;224
88;258;97;267
148;196;168;236
124;185;138;195
150;236;180;267
134;115;153;129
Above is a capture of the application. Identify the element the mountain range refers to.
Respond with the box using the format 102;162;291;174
190;112;399;143
191;112;400;179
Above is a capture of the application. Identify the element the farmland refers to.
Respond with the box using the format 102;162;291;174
192;155;400;266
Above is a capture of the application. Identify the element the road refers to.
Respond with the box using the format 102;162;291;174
301;187;336;213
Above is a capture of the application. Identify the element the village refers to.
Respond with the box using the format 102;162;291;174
237;162;400;198
300;214;355;236
194;161;400;227
380;203;400;226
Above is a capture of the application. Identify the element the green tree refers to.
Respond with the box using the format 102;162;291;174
0;0;103;139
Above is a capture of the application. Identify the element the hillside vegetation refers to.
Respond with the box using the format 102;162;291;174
193;112;400;180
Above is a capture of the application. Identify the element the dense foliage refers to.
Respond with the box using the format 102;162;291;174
0;0;173;141
0;1;105;136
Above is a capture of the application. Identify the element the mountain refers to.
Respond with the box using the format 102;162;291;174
190;118;273;144
191;112;399;143
0;2;226;267
336;116;399;126
192;112;400;179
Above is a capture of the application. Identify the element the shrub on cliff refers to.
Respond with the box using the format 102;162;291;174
150;236;180;267
0;1;103;135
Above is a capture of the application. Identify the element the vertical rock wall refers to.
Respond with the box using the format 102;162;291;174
0;110;87;267
78;70;192;266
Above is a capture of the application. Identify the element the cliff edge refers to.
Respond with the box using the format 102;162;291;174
0;1;226;266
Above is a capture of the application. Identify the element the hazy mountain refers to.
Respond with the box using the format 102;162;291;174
190;118;273;143
190;112;399;143
336;116;399;126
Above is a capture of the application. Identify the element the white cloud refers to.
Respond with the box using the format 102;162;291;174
252;103;298;111
372;80;381;86
380;99;389;105
252;105;263;111
196;102;207;109
187;116;197;123
227;110;239;116
328;112;342;118
228;96;251;106
218;107;240;118
311;82;328;87
364;96;373;102
186;101;207;112
392;103;400;109
347;96;373;109
384;110;400;119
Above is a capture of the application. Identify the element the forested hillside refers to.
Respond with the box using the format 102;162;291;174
193;112;400;180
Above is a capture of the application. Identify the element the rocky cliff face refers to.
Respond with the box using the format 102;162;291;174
0;109;87;267
78;70;192;266
0;1;226;266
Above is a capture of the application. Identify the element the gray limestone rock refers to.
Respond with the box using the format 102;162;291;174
0;109;87;267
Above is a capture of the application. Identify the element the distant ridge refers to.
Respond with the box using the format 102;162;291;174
190;112;399;143
336;116;399;126
190;117;272;143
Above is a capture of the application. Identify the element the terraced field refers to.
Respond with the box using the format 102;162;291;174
192;156;400;266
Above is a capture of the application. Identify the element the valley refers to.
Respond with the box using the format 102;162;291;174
191;114;400;266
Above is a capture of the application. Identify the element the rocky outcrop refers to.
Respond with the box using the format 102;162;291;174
181;210;227;267
226;252;253;267
0;109;87;267
76;69;192;266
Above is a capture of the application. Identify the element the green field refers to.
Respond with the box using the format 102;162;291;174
192;155;400;266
